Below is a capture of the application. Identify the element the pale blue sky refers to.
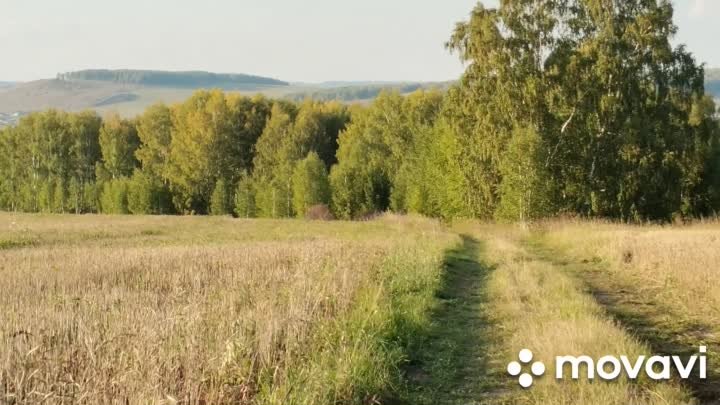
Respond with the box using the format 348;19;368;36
0;0;717;83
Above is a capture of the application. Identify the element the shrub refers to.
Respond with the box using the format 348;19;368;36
306;204;334;220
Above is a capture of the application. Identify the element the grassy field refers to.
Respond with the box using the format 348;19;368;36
403;221;718;405
1;213;719;405
532;220;720;402
465;224;694;405
0;213;459;404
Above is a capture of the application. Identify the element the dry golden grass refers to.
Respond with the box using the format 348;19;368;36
459;224;694;405
5;212;713;404
538;220;720;338
0;213;458;405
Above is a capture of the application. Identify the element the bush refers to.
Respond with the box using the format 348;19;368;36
305;204;334;220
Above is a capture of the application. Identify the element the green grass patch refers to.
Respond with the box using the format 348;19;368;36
0;237;38;250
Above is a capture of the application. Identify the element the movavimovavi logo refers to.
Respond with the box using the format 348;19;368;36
508;347;708;388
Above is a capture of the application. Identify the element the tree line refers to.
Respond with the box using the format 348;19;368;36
2;0;720;222
285;82;451;102
57;69;288;88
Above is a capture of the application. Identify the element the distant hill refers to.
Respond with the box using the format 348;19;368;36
0;79;150;115
286;82;453;102
314;81;416;88
706;68;720;99
0;70;300;118
0;68;452;119
57;69;288;88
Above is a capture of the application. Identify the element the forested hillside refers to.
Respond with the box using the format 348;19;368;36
1;1;720;222
286;82;452;102
58;69;288;88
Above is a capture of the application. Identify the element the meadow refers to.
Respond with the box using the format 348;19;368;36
0;213;459;404
2;213;720;405
532;220;720;402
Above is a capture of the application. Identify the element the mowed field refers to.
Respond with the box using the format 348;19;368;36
1;213;720;405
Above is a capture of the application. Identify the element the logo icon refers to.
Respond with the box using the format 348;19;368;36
507;349;546;388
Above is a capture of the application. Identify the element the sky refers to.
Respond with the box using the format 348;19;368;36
0;0;718;83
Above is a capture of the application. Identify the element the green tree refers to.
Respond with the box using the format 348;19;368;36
67;111;102;213
398;118;469;220
210;179;231;216
226;94;272;173
98;114;140;180
0;127;23;211
316;101;351;167
251;104;296;218
329;164;361;220
38;180;54;213
52;177;67;213
255;177;292;218
136;103;173;180
100;179;130;214
134;104;175;214
127;170;172;215
445;0;720;221
292;152;330;217
0;111;102;213
17;111;74;212
330;90;442;218
234;172;256;218
252;103;296;182
166;90;234;214
495;126;555;222
252;101;335;218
